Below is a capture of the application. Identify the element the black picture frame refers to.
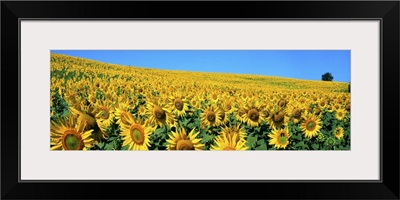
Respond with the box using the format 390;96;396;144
2;1;399;199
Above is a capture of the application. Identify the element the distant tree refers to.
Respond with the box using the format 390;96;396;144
321;72;334;81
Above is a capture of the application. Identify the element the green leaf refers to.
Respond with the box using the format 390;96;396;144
201;134;214;143
295;141;306;149
104;142;114;150
154;128;165;135
246;136;257;148
311;143;319;150
256;139;267;150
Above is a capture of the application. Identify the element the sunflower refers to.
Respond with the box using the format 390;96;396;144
210;133;248;150
268;127;290;149
94;100;115;133
277;98;288;109
235;107;247;123
168;93;189;118
69;103;107;142
317;98;328;109
208;92;221;105
50;115;95;150
221;99;236;115
146;98;176;127
219;124;247;142
242;102;265;127
268;109;289;130
200;105;222;128
334;127;344;139
115;101;135;126
335;108;347;121
345;103;351;112
216;107;229;126
326;104;334;113
300;112;322;139
166;128;204;150
189;96;201;110
119;114;155;150
332;102;342;111
138;105;147;117
288;104;304;124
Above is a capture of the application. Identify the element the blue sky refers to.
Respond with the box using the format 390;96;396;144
51;50;350;82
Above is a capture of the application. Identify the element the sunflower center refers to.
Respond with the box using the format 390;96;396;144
306;121;316;131
278;100;286;107
248;109;259;121
263;110;270;118
292;109;301;118
320;101;326;106
223;146;236;150
206;111;216;122
212;94;218;100
337;112;343;117
62;130;84;150
130;125;145;145
345;104;351;111
335;105;340;109
176;140;194;150
278;134;287;144
100;108;109;119
225;104;232;111
174;99;183;111
154;106;166;120
273;113;284;123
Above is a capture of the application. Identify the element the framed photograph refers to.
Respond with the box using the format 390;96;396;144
2;1;399;199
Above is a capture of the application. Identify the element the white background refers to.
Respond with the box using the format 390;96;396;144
20;20;380;180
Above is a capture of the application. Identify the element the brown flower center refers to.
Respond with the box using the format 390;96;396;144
212;94;218;100
278;99;287;108
345;104;351;111
263;110;270;118
334;104;340;109
99;107;110;119
206;111;216;122
153;106;166;121
176;140;194;150
225;104;232;111
174;99;183;111
273;112;285;123
248;109;259;121
292;109;301;118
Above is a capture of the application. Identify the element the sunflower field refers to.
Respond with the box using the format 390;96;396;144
50;53;351;151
